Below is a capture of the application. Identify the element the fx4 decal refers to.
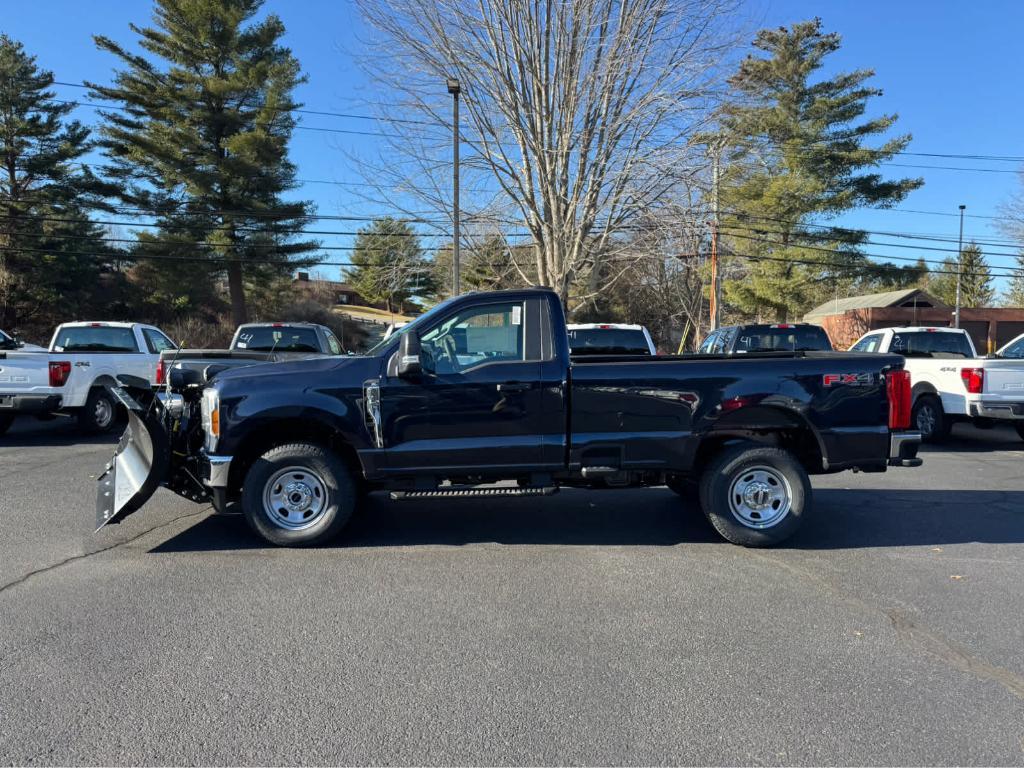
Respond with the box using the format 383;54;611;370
823;372;876;387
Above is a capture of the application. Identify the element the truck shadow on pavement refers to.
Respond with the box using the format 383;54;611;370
0;418;121;447
150;486;1024;553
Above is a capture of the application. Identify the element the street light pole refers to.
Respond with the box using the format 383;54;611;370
447;77;461;296
954;204;965;328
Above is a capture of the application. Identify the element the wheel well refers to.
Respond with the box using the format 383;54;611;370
227;419;362;494
691;407;825;476
911;382;938;404
92;375;117;389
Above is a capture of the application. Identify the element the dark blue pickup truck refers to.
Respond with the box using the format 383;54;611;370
97;287;920;548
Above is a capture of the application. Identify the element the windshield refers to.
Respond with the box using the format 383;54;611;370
234;326;322;353
735;326;832;353
54;326;137;352
890;331;973;359
365;296;460;355
996;336;1024;358
568;328;651;355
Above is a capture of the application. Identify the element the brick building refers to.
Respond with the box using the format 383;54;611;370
804;288;1024;353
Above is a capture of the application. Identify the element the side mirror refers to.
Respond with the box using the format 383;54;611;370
397;330;422;378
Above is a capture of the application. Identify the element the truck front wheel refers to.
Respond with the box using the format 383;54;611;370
699;444;811;547
241;442;356;547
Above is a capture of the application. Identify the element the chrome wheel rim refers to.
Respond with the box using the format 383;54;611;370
94;397;114;429
916;403;936;435
263;466;329;530
727;465;792;529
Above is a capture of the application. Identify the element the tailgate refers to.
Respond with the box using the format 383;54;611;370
983;359;1024;400
0;352;54;394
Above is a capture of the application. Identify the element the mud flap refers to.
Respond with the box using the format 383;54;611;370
95;387;170;530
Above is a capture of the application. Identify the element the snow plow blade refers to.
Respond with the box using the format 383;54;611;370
95;385;170;531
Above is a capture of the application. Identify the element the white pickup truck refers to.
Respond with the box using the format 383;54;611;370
0;321;175;435
850;326;1024;442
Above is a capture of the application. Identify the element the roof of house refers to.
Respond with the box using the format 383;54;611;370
804;288;946;323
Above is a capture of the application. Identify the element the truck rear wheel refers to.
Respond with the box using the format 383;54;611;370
0;414;13;436
241;442;356;547
77;387;118;434
699;444;811;547
912;395;950;443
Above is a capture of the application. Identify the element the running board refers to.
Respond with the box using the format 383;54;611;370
390;486;559;500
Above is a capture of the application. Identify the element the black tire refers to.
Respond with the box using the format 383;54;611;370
241;442;356;547
698;443;811;547
0;414;13;436
1015;423;1024;442
912;395;950;443
77;387;118;434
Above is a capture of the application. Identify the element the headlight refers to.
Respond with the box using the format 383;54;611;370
201;388;220;453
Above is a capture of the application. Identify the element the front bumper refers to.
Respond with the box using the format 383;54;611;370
201;454;233;488
969;401;1024;420
889;431;922;467
0;393;62;414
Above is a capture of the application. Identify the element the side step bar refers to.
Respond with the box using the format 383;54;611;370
390;486;559;500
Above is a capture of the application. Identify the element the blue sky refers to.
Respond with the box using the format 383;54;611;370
6;0;1023;292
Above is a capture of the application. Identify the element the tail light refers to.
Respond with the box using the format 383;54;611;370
156;358;166;385
49;361;72;387
886;369;911;430
960;367;984;394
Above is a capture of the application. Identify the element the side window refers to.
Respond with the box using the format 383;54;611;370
142;328;176;354
420;301;524;374
851;333;882;353
1002;337;1024;358
711;330;730;354
324;331;343;355
698;331;718;354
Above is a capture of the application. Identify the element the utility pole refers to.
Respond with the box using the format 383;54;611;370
709;141;722;331
447;78;461;296
954;204;965;328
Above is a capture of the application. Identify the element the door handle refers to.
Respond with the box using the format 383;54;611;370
496;382;530;393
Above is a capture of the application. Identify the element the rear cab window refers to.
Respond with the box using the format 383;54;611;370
53;325;138;353
234;326;322;353
890;331;973;358
734;326;832;353
568;328;652;355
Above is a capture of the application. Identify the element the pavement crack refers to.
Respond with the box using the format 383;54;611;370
0;508;209;597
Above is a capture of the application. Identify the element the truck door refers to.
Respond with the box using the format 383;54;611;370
379;297;552;475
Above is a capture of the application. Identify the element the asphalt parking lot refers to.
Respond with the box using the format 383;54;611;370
0;418;1022;765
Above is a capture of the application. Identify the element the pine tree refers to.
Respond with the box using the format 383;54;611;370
1004;252;1024;307
0;35;114;331
90;0;317;324
347;218;432;313
929;243;994;307
719;19;923;320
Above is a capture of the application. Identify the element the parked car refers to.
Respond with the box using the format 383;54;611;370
162;322;346;382
566;323;657;355
0;329;46;352
698;323;833;354
995;332;1024;359
0;321;175;435
850;326;1024;442
97;287;920;550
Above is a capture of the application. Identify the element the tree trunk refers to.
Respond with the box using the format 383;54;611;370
227;261;248;326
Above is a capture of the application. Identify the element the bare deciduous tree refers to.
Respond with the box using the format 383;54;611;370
353;0;736;308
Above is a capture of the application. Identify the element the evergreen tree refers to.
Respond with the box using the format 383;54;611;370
429;235;533;302
90;0;317;324
719;19;923;320
929;243;995;307
347;217;432;312
1004;252;1024;307
0;35;114;330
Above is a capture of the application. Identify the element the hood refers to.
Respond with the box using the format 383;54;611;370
210;353;376;385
